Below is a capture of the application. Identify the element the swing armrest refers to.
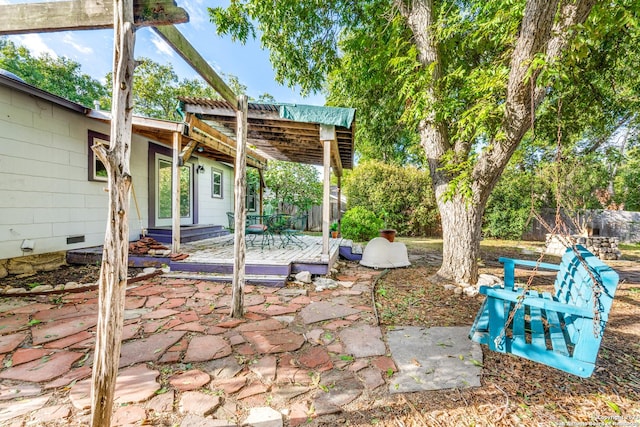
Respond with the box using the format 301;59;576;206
479;286;595;318
498;257;561;290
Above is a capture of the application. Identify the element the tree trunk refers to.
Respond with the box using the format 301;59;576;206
89;0;135;425
436;196;484;285
399;0;596;285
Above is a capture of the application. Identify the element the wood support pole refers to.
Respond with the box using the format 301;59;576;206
171;132;181;253
231;95;248;318
90;0;135;425
320;125;335;260
337;175;342;234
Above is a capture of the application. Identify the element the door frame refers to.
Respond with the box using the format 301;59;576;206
147;142;199;228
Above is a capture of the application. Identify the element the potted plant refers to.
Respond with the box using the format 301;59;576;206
330;221;339;238
379;210;396;242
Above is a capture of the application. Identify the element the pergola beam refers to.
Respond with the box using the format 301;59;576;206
186;115;267;169
152;25;237;109
0;0;187;35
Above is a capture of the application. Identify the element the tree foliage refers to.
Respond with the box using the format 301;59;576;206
344;160;438;236
0;39;108;107
263;160;322;213
104;58;221;121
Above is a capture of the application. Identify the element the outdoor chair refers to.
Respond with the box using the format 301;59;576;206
280;214;307;248
226;211;271;249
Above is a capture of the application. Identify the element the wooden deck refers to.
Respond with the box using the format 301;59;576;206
178;234;342;275
67;234;343;287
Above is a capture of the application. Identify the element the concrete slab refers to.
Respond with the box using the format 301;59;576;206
387;326;482;393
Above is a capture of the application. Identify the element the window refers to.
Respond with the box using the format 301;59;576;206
246;182;257;212
211;168;223;198
88;130;109;182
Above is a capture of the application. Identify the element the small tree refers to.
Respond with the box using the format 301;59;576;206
264;160;322;213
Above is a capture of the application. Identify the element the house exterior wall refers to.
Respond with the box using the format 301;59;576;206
0;83;149;260
195;158;235;227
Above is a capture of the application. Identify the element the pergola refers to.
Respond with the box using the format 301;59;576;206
179;98;355;258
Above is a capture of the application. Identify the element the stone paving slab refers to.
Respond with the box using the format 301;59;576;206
69;364;160;409
119;330;186;367
184;335;232;362
339;324;386;357
31;314;98;345
387;326;482;393
0;313;30;335
0;332;27;353
298;301;360;324
0;394;49;422
0;351;84;382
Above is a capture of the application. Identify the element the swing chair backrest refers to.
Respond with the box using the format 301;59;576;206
469;245;619;377
553;246;619;360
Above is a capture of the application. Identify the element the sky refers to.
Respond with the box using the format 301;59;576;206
4;0;326;106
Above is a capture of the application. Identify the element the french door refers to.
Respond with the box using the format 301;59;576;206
155;155;193;227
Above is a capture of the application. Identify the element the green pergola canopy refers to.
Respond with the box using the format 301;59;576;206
277;104;356;129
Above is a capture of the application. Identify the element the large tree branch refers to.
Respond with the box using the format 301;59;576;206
396;0;451;190
473;0;596;204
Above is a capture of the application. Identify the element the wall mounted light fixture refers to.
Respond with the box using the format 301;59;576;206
196;165;205;174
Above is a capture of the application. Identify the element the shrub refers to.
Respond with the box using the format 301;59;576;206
341;207;384;242
343;160;438;236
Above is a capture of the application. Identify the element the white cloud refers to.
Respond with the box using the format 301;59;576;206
11;34;58;58
62;33;94;55
181;0;207;29
150;32;174;57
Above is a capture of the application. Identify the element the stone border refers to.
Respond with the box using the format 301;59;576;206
0;271;162;297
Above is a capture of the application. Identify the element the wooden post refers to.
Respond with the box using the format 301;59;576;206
259;169;264;217
172;132;181;253
230;95;248;318
337;175;342;234
320;124;335;260
90;0;135;425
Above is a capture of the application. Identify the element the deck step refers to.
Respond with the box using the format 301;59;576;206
162;272;288;288
144;225;230;244
339;239;363;261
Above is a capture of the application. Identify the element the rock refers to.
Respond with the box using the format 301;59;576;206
6;252;66;275
170;369;211;391
4;287;27;294
181;413;235;427
313;277;338;291
243;407;283;427
454;287;463;295
294;271;312;284
143;267;157;274
30;285;54;293
477;274;502;287
443;284;457;291
179;391;221;416
0;263;7;279
463;286;479;297
64;282;82;290
337;281;353;288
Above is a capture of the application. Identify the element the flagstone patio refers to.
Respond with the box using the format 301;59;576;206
0;261;482;426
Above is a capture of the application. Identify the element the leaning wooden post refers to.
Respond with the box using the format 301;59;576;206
90;0;135;425
230;95;248;318
172;132;181;253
